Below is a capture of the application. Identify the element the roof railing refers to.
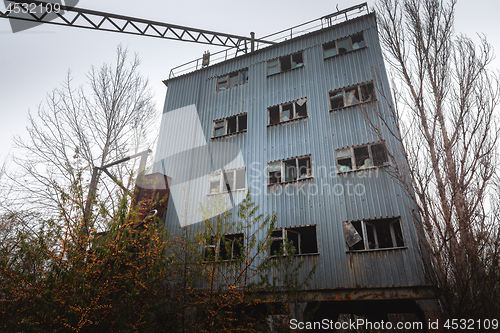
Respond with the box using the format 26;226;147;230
168;3;369;79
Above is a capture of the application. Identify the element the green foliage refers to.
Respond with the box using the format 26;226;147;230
0;190;315;332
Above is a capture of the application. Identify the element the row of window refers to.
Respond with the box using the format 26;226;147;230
215;32;367;91
207;142;389;194
211;81;376;138
204;217;405;261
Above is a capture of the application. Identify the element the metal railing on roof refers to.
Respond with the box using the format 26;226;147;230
168;2;369;79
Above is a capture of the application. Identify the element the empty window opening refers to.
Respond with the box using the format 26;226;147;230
351;33;366;50
323;33;366;59
343;218;404;251
216;68;249;91
212;113;247;138
335;142;389;173
219;233;244;260
208;168;245;194
270;225;318;256
329;81;376;111
227;116;237;134
268;98;308;125
323;41;337;58
267;51;304;76
371;143;388;166
268;156;312;184
205;236;217;260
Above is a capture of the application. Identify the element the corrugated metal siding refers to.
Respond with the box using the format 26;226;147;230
155;13;427;290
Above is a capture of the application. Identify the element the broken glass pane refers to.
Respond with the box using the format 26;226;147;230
296;99;307;118
351;33;366;50
345;87;360;106
343;221;363;247
291;52;304;68
298;157;311;178
229;73;239;88
354;146;370;169
284;159;296;182
337;38;352;54
217;77;227;91
282;103;293;121
240;69;248;83
323;41;337;58
329;90;344;109
371;144;388;166
360;82;375;103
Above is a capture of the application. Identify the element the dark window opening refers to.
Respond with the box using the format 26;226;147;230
267;52;304;76
360;82;375;103
323;41;337;58
238;114;247;131
227;116;237;134
268;156;312;184
351;33;366;50
268;98;308;125
298;157;312;179
329;90;344;110
217;68;249;91
282;103;293;121
205;236;216;261
270;225;318;256
269;106;280;125
344;218;404;251
212;113;247;138
372;143;388;166
296;99;307;117
280;55;292;71
219;233;244;260
354;146;370;169
240;69;248;83
292;53;304;68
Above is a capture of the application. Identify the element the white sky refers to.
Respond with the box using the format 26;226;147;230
1;0;499;163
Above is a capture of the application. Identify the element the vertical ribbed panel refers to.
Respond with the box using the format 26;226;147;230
155;13;427;290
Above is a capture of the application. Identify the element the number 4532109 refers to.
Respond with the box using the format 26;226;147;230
444;319;498;330
6;2;61;14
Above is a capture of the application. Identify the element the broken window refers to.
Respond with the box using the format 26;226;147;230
267;51;304;76
208;168;246;194
323;33;366;59
268;98;308;125
335;142;389;173
268;156;312;184
216;68;249;91
212;113;247;138
204;233;244;261
343;218;404;251
329;81;376;111
270;225;318;256
219;233;244;260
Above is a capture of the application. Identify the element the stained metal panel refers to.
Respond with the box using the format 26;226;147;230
154;13;428;291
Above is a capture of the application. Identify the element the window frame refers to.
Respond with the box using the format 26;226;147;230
267;51;304;76
343;217;405;252
267;155;313;185
207;167;246;195
268;98;308;126
269;225;319;257
323;32;367;59
212;113;248;139
216;68;249;91
335;141;389;173
204;233;244;261
329;81;376;111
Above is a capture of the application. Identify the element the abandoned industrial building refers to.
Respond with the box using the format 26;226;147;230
153;3;441;331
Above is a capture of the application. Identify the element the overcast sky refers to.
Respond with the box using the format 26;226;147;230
1;0;499;163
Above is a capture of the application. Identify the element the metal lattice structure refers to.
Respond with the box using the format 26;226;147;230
1;0;275;51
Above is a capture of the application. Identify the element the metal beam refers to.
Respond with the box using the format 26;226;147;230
1;1;275;49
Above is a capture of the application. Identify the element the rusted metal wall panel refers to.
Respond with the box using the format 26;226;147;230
154;13;428;290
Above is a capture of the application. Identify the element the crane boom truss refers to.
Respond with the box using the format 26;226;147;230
1;0;275;50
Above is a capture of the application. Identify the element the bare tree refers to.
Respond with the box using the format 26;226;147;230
372;0;500;319
7;45;157;232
